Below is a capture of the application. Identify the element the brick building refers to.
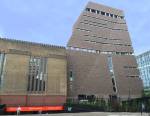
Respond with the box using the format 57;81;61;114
67;2;143;99
0;1;143;112
0;38;67;108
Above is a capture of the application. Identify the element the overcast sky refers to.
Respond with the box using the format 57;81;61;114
0;0;149;55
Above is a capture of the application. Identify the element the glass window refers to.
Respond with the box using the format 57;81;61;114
27;57;47;93
106;13;109;16
0;53;5;88
107;56;118;93
108;56;113;71
96;10;100;14
70;70;73;77
86;8;90;12
113;86;117;92
114;15;118;18
110;14;113;18
91;9;96;13
120;16;124;19
69;70;74;81
101;11;105;15
112;78;115;85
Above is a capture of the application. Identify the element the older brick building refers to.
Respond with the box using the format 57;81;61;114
0;38;67;110
67;2;143;99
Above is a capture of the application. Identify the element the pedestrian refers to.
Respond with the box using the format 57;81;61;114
141;103;145;115
17;106;21;115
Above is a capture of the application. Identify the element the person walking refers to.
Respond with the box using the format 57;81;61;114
16;106;21;115
141;103;145;115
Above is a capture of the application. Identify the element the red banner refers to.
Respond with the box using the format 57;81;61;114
6;106;64;112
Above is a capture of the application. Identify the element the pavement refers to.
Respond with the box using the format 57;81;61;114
5;112;150;116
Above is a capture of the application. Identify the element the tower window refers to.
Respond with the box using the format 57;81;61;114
101;11;105;15
106;13;109;16
96;10;100;14
86;8;90;12
120;16;124;19
91;9;96;13
114;15;118;18
110;14;113;18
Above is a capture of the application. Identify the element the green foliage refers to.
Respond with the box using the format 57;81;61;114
143;88;150;97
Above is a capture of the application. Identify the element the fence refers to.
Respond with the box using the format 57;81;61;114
65;97;150;112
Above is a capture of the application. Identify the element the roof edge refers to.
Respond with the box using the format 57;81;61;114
0;37;65;49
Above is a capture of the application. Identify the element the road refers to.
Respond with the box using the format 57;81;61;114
5;112;150;116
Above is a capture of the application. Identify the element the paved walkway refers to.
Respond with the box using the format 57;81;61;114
5;112;150;116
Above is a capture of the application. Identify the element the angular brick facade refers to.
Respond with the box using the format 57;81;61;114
67;2;143;99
